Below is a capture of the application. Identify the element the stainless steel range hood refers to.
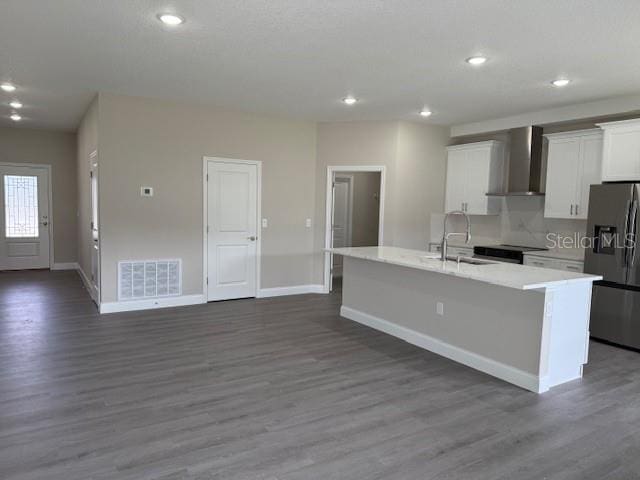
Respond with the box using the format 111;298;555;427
487;126;545;196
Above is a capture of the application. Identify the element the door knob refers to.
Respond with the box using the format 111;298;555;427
247;236;257;241
41;221;48;226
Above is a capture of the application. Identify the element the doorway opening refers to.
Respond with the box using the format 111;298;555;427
324;166;385;293
0;163;52;271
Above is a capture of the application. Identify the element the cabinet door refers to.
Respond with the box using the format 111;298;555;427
445;150;467;213
464;147;491;215
544;139;580;218
575;135;603;219
602;128;640;181
523;256;554;269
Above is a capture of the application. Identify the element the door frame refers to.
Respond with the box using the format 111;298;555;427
324;165;386;293
88;150;100;303
202;156;262;301
0;162;54;269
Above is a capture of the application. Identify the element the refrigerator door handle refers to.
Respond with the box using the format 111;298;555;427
623;200;632;267
630;200;638;267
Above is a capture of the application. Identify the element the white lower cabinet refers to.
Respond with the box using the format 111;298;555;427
523;255;584;273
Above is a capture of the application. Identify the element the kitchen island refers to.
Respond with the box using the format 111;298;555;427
328;246;602;393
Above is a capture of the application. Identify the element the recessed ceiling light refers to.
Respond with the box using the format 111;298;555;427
1;82;16;92
158;13;185;26
10;113;22;121
466;56;488;66
551;78;570;87
419;109;432;117
9;101;22;109
342;96;357;105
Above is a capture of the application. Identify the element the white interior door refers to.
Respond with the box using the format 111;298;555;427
207;160;258;301
331;176;353;278
0;164;50;270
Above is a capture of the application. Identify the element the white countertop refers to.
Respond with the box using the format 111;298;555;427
328;246;601;291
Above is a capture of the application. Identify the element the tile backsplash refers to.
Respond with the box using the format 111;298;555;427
432;197;587;252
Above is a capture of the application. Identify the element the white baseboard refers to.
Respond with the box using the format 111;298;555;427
76;265;93;292
257;284;325;298
340;305;545;393
100;294;206;314
51;262;79;270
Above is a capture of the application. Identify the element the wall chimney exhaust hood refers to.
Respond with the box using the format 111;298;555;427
487;126;545;196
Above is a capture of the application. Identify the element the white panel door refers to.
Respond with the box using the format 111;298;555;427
544;139;581;218
0;165;50;270
331;176;353;277
444;149;467;212
207;161;258;301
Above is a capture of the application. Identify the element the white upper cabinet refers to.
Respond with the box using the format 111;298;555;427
544;129;603;220
598;119;640;182
445;141;505;215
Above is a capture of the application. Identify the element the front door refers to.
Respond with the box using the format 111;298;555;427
0;164;50;270
206;160;258;301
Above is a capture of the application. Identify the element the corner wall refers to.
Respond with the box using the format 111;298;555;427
76;97;99;280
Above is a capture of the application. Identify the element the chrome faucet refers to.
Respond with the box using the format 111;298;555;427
440;211;471;261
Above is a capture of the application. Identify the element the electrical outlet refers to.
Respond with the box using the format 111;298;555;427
262;218;268;228
436;301;444;316
305;218;312;228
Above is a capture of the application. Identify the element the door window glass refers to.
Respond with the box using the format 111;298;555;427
4;175;39;238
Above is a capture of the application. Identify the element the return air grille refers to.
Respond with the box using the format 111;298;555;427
118;259;181;301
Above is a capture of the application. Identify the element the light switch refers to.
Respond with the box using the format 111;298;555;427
140;187;153;197
305;218;312;228
262;218;268;228
436;302;444;316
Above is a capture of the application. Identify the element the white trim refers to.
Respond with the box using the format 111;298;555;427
446;140;501;151
340;305;546;393
324;165;386;294
257;284;325;298
76;264;94;294
0;162;54;269
202;156;262;302
52;262;79;270
451;94;640;137
100;294;205;314
543;128;602;140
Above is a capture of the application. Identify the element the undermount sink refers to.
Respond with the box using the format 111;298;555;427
444;256;497;266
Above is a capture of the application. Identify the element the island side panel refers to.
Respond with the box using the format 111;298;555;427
341;256;547;392
540;283;593;390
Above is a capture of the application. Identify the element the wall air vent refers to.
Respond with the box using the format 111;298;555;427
118;259;181;301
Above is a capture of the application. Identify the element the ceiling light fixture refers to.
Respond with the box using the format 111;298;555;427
1;82;17;92
342;96;357;105
551;78;570;87
466;56;488;66
9;101;22;109
419;109;432;117
10;113;22;121
158;13;185;26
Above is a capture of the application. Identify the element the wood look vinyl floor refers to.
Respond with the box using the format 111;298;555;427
1;270;640;480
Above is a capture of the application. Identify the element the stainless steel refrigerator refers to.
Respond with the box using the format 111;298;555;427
585;183;640;349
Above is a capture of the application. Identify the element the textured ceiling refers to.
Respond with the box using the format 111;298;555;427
1;0;640;130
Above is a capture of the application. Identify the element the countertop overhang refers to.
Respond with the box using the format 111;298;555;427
327;246;601;291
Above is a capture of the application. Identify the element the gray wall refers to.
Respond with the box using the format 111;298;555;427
76;97;98;279
97;93;317;302
0;126;77;264
313;120;450;282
